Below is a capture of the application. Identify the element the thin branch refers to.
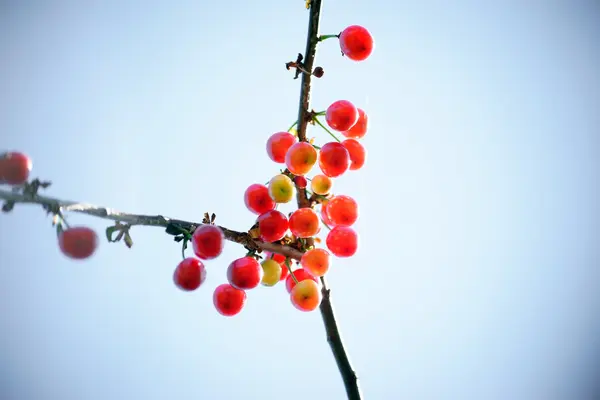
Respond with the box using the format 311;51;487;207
296;1;363;399
0;189;304;261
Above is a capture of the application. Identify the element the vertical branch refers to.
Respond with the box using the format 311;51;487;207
294;1;363;399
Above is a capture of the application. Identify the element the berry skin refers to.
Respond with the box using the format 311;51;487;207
319;142;350;178
294;175;307;189
285;268;318;293
339;25;374;62
263;251;289;281
258;210;289;242
326;195;358;227
342;139;366;170
289;208;320;238
285;142;317;176
261;259;282;286
342;108;368;139
173;258;206;291
267;132;297;163
301;248;330;277
58;226;98;260
192;225;225;260
213;283;247;317
321;205;334;227
268;174;295;203
0;152;32;185
227;256;263;290
244;184;276;215
311;174;332;195
326;226;358;257
326;100;358;132
290;279;322;312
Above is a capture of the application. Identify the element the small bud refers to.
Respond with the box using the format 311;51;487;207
312;66;324;78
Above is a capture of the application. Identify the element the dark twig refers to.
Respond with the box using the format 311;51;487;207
295;1;363;399
0;189;304;261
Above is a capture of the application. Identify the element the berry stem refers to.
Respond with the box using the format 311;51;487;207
318;33;340;41
285;258;299;284
288;121;298;132
320;218;332;231
312;117;342;143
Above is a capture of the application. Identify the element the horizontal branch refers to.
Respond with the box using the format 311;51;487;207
0;188;304;261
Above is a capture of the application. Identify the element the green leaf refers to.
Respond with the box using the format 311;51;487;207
124;232;133;248
106;225;118;242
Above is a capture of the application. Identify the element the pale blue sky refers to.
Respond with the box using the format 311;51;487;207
1;1;599;399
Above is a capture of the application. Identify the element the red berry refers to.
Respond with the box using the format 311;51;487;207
58;226;98;260
0;152;32;185
342;139;366;170
342;108;368;139
301;248;330;277
319;142;350;178
285;142;317;176
257;210;289;242
326;100;358;132
289;208;320;238
263;251;289;281
227;256;263;290
326;226;358;257
285;268;318;293
294;175;308;189
339;25;374;62
244;183;276;215
192;225;224;260
173;257;206;291
290;279;322;312
321;205;334;227
267;132;297;163
213;283;247;317
327;195;358;227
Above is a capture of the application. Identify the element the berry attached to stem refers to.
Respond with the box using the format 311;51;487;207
213;283;247;317
173;257;206;291
58;226;98;260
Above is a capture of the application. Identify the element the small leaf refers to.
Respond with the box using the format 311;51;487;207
165;223;185;236
106;225;118;242
174;235;184;242
211;213;216;223
1;201;14;212
124;232;133;248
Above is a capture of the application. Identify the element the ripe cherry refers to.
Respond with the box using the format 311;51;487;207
173;257;206;291
0;152;32;185
290;279;322;312
58;226;98;260
301;248;330;277
285;142;317;176
343;108;368;139
227;256;263;290
326;100;358;132
289;208;320;238
319;142;350;178
311;174;332;195
342;139;366;170
326;226;358;257
339;25;374;62
285;268;318;293
267;132;297;163
326;195;358;226
192;225;225;260
257;210;289;242
263;251;289;281
213;283;247;317
244;184;276;215
294;175;308;189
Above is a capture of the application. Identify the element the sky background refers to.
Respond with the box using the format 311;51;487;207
0;0;599;399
